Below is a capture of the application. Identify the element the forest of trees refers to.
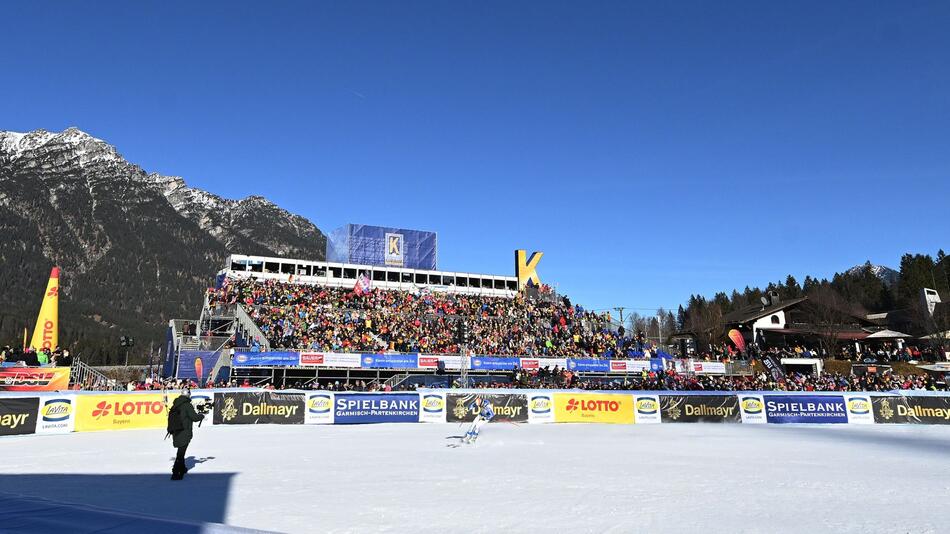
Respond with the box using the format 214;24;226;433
669;250;950;352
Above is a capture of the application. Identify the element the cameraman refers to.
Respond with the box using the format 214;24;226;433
168;388;206;481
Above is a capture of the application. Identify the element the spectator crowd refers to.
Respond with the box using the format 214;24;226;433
207;278;643;358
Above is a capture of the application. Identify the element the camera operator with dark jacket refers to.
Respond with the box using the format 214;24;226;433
168;388;205;480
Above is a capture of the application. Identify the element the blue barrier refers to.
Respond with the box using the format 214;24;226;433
360;353;419;369
333;393;420;424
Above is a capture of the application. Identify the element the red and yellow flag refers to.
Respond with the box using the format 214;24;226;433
30;267;60;351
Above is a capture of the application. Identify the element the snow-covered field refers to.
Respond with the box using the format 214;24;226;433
2;423;949;533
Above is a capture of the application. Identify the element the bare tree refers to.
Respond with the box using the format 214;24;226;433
688;303;724;352
801;286;860;358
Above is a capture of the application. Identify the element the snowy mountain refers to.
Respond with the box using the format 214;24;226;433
846;262;900;287
0;127;326;361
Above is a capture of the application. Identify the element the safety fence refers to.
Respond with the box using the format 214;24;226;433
2;389;949;437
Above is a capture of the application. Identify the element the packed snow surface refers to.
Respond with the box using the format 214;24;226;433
2;423;948;533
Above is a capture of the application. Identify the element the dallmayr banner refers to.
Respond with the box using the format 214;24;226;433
764;395;848;424
446;393;528;423
0;397;39;436
333;393;420;424
872;396;950;424
553;393;634;424
0;367;70;391
75;394;168;432
36;395;75;434
660;395;740;423
214;391;304;425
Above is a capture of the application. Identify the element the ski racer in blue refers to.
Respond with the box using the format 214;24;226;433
462;395;494;444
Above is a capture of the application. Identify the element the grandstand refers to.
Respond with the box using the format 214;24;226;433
164;249;691;388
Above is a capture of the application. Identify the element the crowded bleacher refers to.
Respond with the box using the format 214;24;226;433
207;278;642;358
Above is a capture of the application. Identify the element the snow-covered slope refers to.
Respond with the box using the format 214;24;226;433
2;423;947;533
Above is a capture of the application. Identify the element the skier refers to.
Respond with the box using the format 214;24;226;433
168;387;204;480
462;395;494;444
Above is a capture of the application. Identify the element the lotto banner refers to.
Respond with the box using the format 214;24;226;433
419;392;446;423
35;395;76;434
660;395;740;423
0;367;70;391
0;397;39;436
445;393;528;423
75;394;169;432
553;393;634;424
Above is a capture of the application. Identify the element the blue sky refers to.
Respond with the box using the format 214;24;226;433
2;2;948;314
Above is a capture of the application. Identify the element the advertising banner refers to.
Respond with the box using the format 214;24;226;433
360;354;420;369
0;397;39;436
609;360;651;373
738;394;767;424
761;353;785;380
298;352;362;368
446;393;528;423
419;393;446;423
692;362;727;375
843;394;874;424
872;396;950;424
553;393;635;424
649;358;666;372
188;391;215;426
0;367;70;391
176;351;221;382
633;395;661;424
75;394;169;432
470;357;521;371
35;395;75;434
520;358;568;370
566;359;610;373
333;393;420;424
527;393;555;423
231;352;301;367
660;395;740;423
305;392;334;424
213;391;304;425
328;224;438;271
764;395;848;424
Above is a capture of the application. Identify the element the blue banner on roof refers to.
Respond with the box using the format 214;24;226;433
764;395;848;424
333;393;420;424
470;357;520;370
566;359;610;373
360;353;420;369
232;351;300;367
